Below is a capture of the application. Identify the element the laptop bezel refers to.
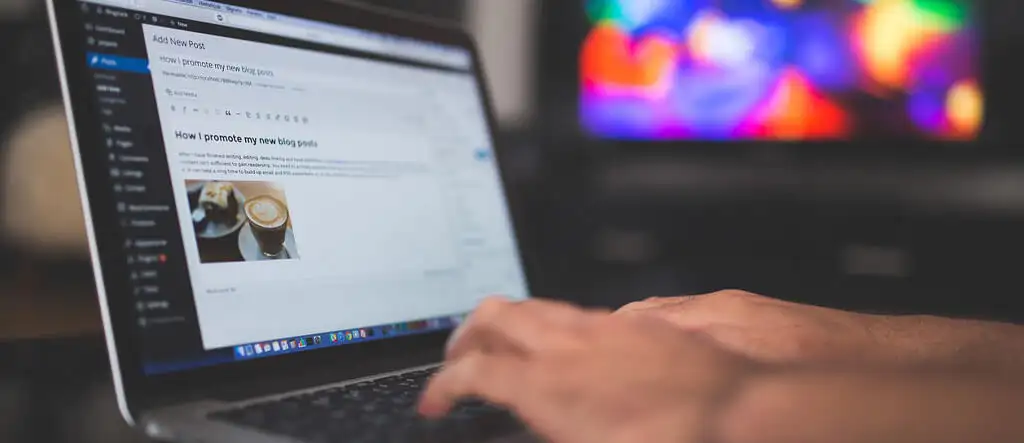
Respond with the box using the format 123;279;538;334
48;0;539;419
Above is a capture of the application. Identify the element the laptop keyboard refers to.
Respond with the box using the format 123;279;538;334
209;367;524;443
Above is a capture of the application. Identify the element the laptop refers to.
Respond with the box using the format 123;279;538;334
45;0;535;441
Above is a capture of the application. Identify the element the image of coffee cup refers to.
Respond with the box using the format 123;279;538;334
244;195;289;257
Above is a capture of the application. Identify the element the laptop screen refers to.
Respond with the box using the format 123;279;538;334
64;0;529;375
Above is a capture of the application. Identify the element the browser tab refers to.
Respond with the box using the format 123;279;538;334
194;0;221;11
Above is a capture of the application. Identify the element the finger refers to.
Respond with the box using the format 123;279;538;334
446;297;595;360
446;297;596;360
418;351;529;418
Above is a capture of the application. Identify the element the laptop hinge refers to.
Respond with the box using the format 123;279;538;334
143;348;441;409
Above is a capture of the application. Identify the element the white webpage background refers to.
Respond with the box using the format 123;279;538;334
142;25;528;349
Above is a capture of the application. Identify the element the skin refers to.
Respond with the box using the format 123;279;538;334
616;290;1024;372
418;296;1024;443
719;370;1024;443
419;297;755;443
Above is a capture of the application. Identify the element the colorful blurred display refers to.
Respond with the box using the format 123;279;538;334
580;0;982;141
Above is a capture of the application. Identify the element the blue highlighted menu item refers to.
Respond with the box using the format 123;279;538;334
87;53;150;74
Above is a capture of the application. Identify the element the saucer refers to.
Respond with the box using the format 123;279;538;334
238;224;298;261
192;186;246;239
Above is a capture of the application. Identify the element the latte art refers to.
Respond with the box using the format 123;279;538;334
244;197;287;228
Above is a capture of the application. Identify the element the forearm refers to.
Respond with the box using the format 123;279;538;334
716;370;1024;443
868;315;1024;372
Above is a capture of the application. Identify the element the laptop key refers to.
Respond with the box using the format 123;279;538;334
210;368;524;442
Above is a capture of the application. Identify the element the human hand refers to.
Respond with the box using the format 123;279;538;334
418;297;755;443
617;290;886;367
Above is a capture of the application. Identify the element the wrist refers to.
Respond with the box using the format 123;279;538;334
863;314;962;369
865;314;1024;372
705;369;796;443
703;364;791;443
860;314;922;367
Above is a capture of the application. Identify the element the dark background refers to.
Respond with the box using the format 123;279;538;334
2;0;1023;442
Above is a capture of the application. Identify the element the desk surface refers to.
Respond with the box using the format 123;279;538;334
0;278;101;342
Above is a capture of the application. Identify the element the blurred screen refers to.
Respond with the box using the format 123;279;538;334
580;0;982;141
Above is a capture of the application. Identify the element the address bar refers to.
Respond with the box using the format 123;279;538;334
223;14;392;61
223;14;306;41
221;13;467;69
